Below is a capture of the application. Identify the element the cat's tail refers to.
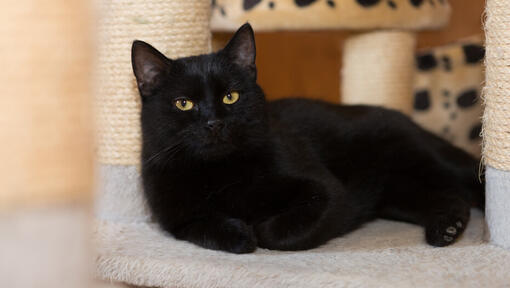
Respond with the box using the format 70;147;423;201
469;170;485;210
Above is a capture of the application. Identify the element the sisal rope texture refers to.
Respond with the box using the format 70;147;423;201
95;0;212;166
342;31;416;115
483;0;510;171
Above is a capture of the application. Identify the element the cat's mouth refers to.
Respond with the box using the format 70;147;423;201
199;136;235;159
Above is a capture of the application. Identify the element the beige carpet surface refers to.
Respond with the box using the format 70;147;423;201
94;210;510;288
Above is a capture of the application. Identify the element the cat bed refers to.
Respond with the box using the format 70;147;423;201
211;0;451;31
94;210;510;287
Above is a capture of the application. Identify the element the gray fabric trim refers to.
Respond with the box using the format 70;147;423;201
486;166;510;249
95;164;151;223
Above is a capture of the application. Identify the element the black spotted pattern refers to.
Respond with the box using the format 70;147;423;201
387;0;397;9
295;0;319;7
243;0;262;10
410;0;424;7
469;123;482;140
269;1;275;9
462;44;485;64
441;55;452;71
414;90;431;110
457;89;478;108
327;0;336;7
416;53;437;71
356;0;382;7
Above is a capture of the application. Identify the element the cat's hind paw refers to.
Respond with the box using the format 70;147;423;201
425;215;468;247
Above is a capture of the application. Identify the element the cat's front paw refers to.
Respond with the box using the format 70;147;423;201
254;215;307;251
218;218;257;254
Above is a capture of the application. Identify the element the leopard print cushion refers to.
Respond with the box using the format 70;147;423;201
412;37;484;157
212;0;450;31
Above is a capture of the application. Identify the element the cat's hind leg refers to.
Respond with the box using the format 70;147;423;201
254;179;333;251
424;194;470;247
254;176;362;251
379;176;471;247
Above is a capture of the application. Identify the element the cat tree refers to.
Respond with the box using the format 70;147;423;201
483;0;510;249
94;0;510;287
211;0;451;114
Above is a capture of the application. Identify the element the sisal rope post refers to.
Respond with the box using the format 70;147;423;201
95;0;212;166
341;31;416;115
0;0;94;286
483;0;510;249
94;0;211;223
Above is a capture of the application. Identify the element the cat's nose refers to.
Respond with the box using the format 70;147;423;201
207;119;223;131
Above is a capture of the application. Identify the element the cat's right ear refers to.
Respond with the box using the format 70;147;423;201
131;40;170;96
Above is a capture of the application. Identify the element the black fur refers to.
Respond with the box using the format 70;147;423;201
131;24;484;254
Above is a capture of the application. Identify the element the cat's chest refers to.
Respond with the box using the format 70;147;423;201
201;166;258;197
196;167;264;218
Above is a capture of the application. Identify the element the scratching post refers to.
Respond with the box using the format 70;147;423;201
94;0;211;284
342;31;416;115
483;0;510;249
0;0;94;287
95;0;211;223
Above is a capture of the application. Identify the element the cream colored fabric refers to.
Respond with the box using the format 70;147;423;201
94;210;510;288
95;280;137;288
211;0;450;32
0;0;94;210
483;0;510;171
95;0;212;166
342;31;416;115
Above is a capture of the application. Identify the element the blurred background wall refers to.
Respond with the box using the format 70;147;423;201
214;0;484;102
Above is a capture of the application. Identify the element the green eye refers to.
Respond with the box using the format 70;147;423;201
223;91;240;105
175;99;194;111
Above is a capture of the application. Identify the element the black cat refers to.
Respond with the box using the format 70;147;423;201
131;23;484;254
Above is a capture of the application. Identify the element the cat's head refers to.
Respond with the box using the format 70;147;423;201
132;24;267;163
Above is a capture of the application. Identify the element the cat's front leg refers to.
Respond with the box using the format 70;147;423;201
172;215;257;254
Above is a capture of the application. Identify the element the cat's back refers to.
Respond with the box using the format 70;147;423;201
265;98;479;188
266;98;404;135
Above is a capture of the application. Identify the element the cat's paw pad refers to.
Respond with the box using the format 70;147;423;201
425;216;467;247
446;226;457;235
443;235;454;242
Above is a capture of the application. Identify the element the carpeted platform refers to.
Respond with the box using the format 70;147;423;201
94;210;510;288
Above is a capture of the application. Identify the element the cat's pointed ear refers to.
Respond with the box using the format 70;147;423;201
222;23;256;78
131;40;170;96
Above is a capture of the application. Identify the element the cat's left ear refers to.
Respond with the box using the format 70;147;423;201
222;23;256;79
131;40;170;96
